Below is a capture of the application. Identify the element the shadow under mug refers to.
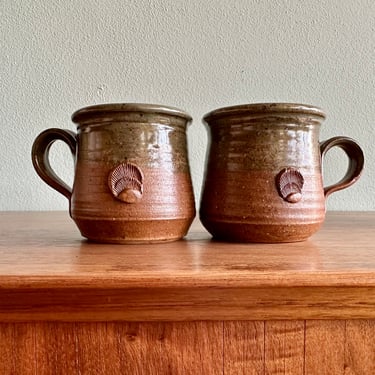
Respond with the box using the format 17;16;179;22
32;103;196;244
199;103;364;243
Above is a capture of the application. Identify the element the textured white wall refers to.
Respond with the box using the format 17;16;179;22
1;0;374;211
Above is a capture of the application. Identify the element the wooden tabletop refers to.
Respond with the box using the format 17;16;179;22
0;211;375;321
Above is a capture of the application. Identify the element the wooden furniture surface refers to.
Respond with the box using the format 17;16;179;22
0;211;374;374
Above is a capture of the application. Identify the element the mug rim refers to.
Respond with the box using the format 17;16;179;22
203;102;326;122
72;103;192;124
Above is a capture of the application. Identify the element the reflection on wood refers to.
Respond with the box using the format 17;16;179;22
0;212;375;373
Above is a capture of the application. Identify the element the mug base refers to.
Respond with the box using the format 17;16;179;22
200;219;322;243
74;217;194;244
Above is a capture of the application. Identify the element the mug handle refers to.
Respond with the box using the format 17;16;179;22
31;128;77;200
320;136;364;198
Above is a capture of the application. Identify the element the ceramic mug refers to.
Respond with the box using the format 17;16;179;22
200;103;364;243
32;103;196;243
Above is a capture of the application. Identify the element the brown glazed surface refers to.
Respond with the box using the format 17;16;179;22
32;103;195;243
200;103;363;243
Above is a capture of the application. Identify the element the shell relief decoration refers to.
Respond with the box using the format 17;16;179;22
276;167;304;203
108;162;144;204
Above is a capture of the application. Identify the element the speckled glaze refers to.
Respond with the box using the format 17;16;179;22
32;103;195;243
200;103;364;243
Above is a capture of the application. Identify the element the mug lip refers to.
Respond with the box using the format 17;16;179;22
71;103;192;124
203;102;326;122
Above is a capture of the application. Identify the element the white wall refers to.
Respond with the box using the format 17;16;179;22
1;0;374;211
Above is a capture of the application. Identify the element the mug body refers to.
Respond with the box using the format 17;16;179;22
70;103;195;243
200;103;327;242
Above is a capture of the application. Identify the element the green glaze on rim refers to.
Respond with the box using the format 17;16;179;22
203;102;326;123
72;103;192;124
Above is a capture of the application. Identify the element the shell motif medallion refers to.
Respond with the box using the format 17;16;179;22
108;162;144;203
276;168;304;203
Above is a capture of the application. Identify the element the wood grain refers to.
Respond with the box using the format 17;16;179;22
224;321;265;374
345;320;375;374
264;321;304;374
0;322;223;375
1;212;375;373
1;320;374;374
35;323;79;374
0;285;374;321
305;320;346;374
0;323;36;375
1;212;375;321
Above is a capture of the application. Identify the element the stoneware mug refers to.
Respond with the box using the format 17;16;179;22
200;103;364;243
32;103;196;243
